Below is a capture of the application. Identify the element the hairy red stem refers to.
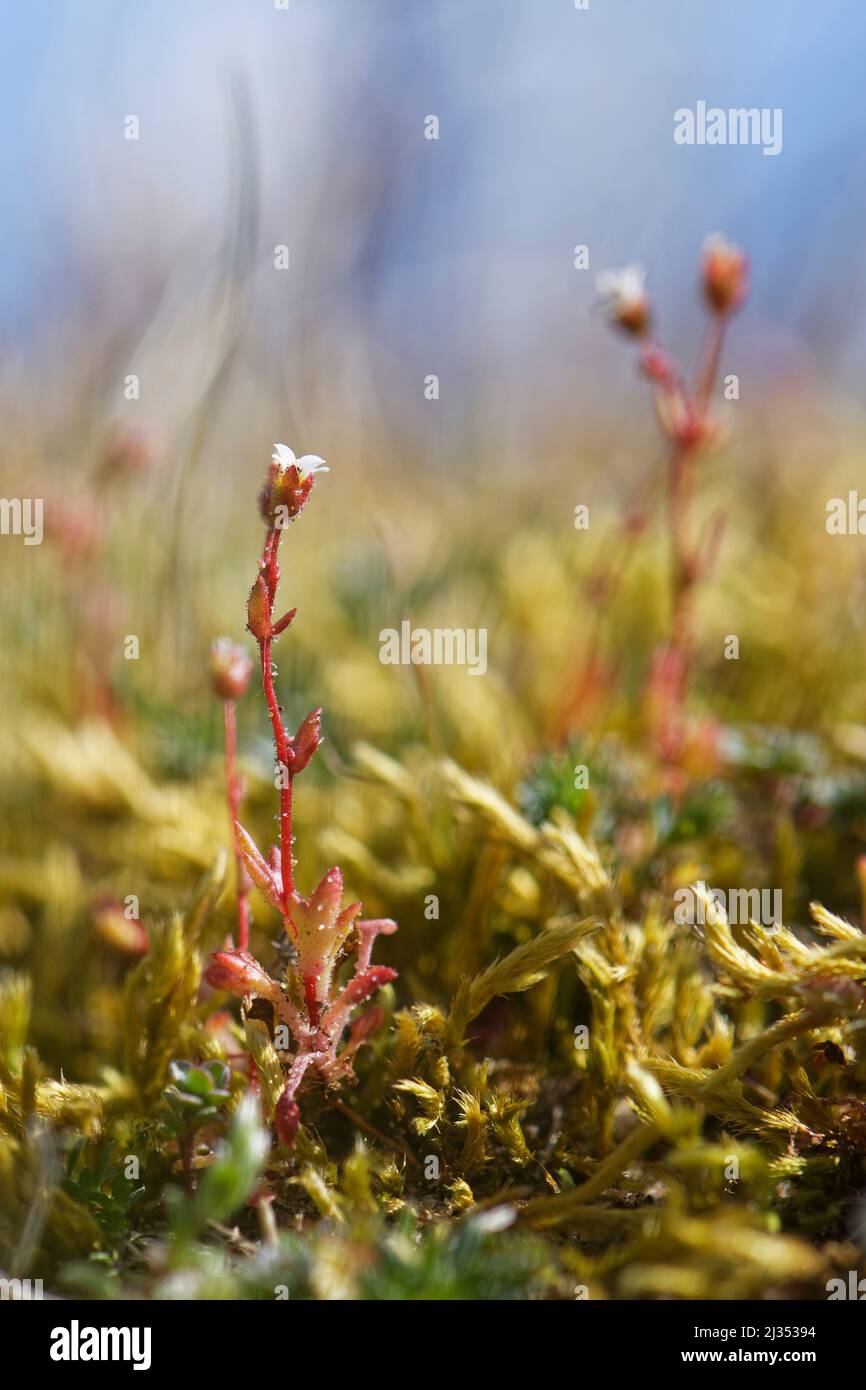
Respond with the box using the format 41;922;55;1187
257;525;296;905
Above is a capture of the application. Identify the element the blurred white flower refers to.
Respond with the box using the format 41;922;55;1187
596;263;649;334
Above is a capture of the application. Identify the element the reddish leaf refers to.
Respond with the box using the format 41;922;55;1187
290;707;322;773
338;965;398;1010
272;606;298;636
204;948;279;999
246;575;271;640
234;822;283;910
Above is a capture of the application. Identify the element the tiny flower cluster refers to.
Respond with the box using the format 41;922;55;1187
596;234;747;451
597;235;747;337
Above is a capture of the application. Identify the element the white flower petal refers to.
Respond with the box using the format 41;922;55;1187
296;454;329;480
703;232;729;253
596;264;647;314
272;442;296;470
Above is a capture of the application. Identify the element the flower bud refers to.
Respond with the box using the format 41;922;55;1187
209;637;253;701
259;463;313;525
259;444;329;525
701;234;748;314
246;576;271;640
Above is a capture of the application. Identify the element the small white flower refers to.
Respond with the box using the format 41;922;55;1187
703;232;736;257
596;263;647;321
271;442;329;482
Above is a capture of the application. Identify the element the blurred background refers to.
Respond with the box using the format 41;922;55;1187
3;0;866;466
4;0;866;944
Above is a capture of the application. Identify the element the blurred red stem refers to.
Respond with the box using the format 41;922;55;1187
223;699;250;950
665;312;728;713
695;313;728;416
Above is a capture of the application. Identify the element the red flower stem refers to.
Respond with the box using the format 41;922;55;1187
223;698;251;949
665;314;727;716
552;452;667;739
694;312;728;417
257;525;296;904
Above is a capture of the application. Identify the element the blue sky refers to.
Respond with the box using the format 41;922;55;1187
3;0;866;402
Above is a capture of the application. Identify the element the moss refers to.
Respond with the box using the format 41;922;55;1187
4;427;866;1300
